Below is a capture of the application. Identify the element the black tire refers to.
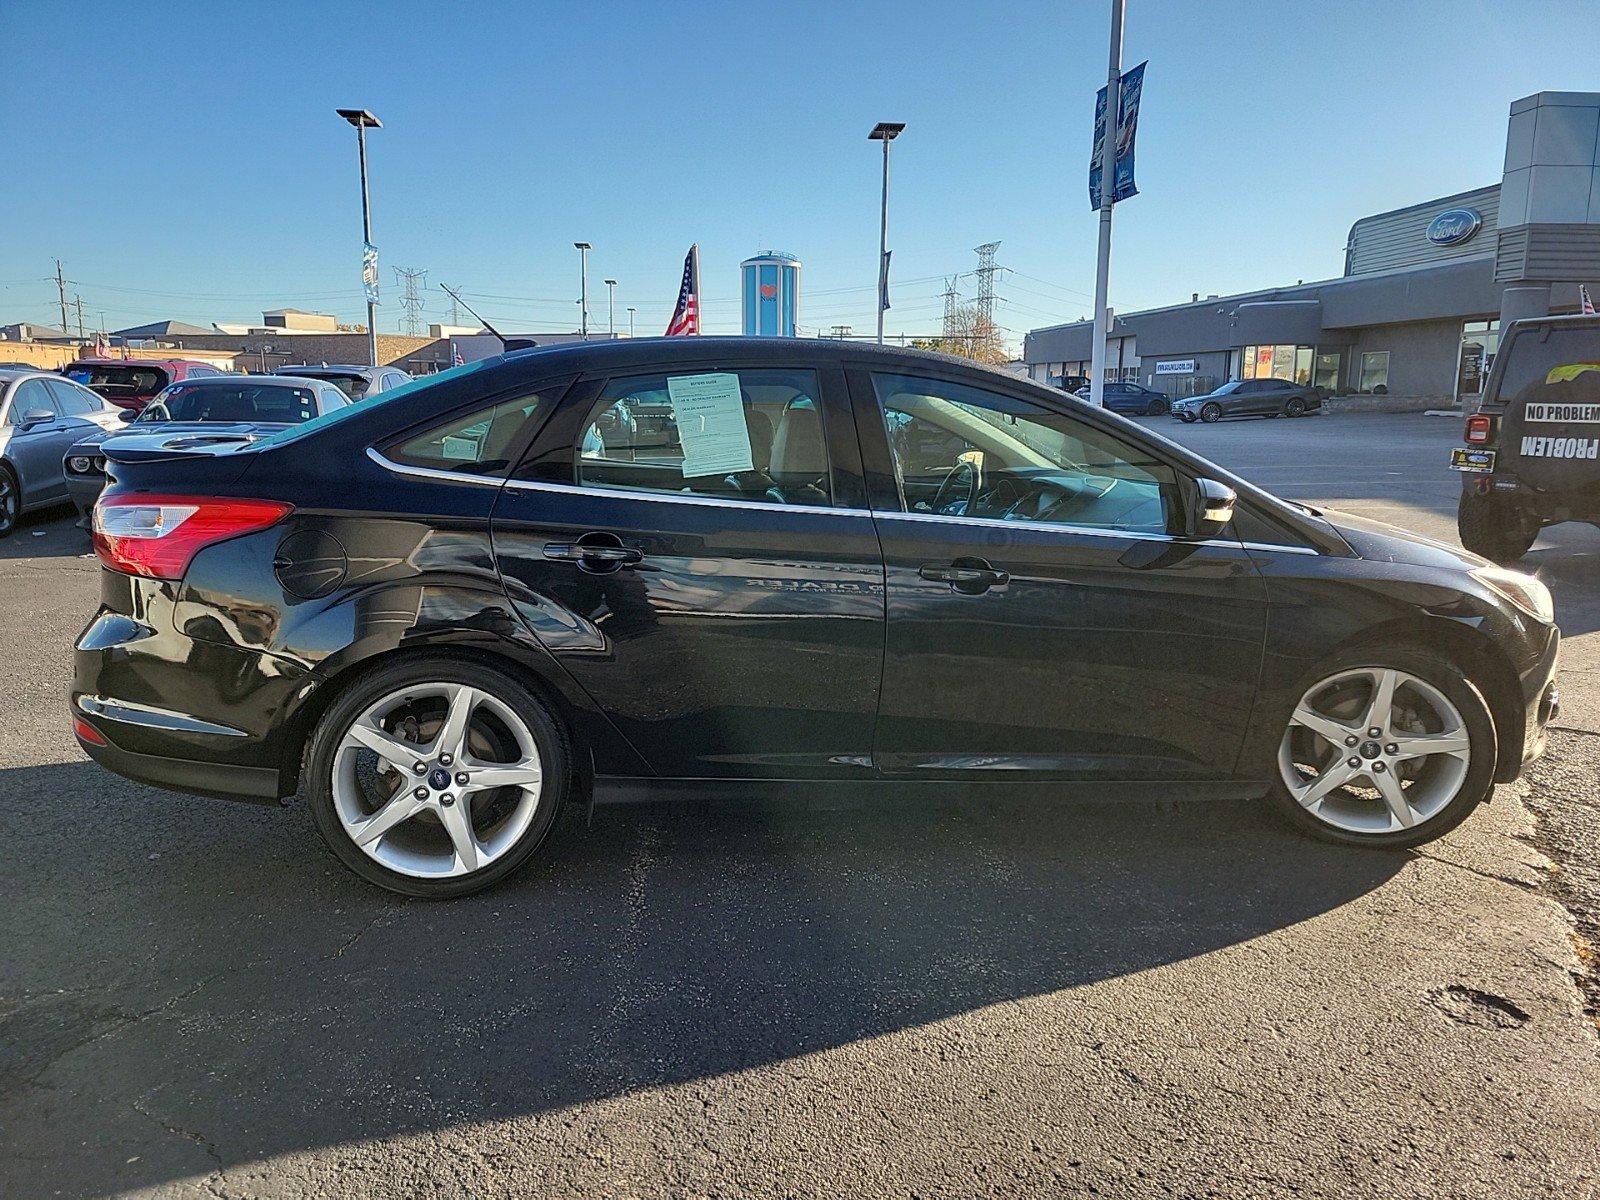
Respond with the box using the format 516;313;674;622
305;655;571;898
1199;403;1222;423
1265;645;1498;849
0;464;18;538
1144;399;1165;416
1457;489;1540;564
1285;397;1307;417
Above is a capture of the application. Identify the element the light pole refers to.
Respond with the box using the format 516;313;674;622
574;242;591;339
1087;0;1125;408
336;108;383;366
604;279;617;338
869;122;905;345
627;306;636;338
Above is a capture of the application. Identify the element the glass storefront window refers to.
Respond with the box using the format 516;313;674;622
1359;351;1390;393
1314;352;1341;392
1240;344;1313;383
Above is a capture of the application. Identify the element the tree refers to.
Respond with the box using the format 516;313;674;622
912;302;1008;364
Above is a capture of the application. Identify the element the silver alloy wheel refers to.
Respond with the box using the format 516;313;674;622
1278;667;1472;835
332;682;544;879
0;472;15;529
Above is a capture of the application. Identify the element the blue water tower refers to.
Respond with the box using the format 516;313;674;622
741;251;802;336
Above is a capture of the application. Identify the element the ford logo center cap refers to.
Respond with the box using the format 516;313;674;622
428;767;451;791
1426;207;1483;247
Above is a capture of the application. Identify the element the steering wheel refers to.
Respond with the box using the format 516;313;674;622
931;457;984;515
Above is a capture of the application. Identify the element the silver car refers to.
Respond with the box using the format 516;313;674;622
0;368;121;536
272;363;411;401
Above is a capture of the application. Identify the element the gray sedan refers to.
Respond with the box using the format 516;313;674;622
0;368;122;536
1171;379;1323;423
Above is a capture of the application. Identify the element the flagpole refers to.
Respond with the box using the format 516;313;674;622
1088;0;1125;409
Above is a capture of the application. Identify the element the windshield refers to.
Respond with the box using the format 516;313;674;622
1212;381;1242;395
291;371;369;399
257;356;499;449
1499;326;1600;412
140;382;319;424
67;365;168;394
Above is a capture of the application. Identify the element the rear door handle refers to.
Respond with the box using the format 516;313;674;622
919;560;1009;591
543;541;644;566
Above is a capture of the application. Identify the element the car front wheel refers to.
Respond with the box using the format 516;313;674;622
0;465;17;537
1199;403;1222;423
1144;399;1165;416
1286;397;1307;417
305;656;570;897
1267;649;1496;848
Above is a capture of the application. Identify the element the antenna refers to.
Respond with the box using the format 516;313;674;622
395;266;427;336
439;284;509;347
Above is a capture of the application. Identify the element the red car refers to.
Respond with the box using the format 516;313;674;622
63;359;225;413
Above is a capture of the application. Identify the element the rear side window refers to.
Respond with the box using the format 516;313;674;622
46;378;99;415
387;388;559;477
1498;327;1600;417
576;368;829;506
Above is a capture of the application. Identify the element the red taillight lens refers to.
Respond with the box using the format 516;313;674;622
73;716;108;746
92;493;292;580
1465;414;1493;444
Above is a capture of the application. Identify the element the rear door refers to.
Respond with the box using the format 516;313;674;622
491;360;886;780
850;365;1268;781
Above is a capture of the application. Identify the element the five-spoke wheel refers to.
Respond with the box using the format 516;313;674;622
306;658;568;896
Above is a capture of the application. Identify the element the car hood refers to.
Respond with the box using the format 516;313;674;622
1312;506;1488;571
68;421;292;453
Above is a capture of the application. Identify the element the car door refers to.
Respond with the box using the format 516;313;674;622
490;360;886;780
4;378;75;504
849;365;1268;781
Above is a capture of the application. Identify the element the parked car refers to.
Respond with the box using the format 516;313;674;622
1453;312;1600;563
1055;374;1091;394
1172;379;1322;422
63;375;350;517
0;368;121;536
75;340;1558;897
273;363;411;401
1072;380;1171;416
63;359;224;414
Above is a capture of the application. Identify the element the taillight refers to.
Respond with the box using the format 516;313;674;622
92;493;292;580
1465;414;1493;444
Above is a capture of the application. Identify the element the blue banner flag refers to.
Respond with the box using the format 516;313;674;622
362;241;380;304
1089;61;1146;209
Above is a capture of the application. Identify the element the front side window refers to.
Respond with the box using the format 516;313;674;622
387;387;557;476
46;378;99;415
577;368;830;506
872;373;1176;534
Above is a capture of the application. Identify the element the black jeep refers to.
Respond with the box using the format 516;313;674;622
1454;313;1600;563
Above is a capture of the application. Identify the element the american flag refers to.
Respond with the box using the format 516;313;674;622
1583;283;1596;316
665;244;700;335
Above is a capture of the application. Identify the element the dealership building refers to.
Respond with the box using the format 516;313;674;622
1024;91;1600;407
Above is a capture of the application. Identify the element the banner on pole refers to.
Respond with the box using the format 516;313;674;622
1089;60;1146;209
362;241;380;304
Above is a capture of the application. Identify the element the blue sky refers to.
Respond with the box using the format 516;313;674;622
2;0;1594;347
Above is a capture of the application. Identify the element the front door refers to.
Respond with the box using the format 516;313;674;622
492;363;885;780
852;367;1268;780
4;379;75;503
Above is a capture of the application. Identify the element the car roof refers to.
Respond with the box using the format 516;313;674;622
66;358;209;368
275;363;378;374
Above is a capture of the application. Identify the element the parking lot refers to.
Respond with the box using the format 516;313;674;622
3;410;1598;1198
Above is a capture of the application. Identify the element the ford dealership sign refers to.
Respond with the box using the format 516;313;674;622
1425;208;1483;247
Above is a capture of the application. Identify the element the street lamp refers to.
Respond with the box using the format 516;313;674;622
574;242;592;339
868;121;905;346
626;306;636;338
604;279;618;338
336;108;383;366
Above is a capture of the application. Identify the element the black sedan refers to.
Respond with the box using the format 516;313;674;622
74;339;1559;897
63;374;350;517
1172;379;1322;423
1072;380;1171;416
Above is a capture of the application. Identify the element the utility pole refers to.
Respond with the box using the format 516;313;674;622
55;260;70;335
395;266;427;336
604;279;618;337
72;295;86;341
574;242;592;339
1088;0;1126;408
627;306;636;338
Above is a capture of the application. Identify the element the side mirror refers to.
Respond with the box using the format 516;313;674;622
18;408;53;428
1188;477;1236;538
116;409;137;423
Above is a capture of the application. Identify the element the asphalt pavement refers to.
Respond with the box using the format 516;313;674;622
1;411;1597;1199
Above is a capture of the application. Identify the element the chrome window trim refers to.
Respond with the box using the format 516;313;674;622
77;695;247;738
365;447;1319;553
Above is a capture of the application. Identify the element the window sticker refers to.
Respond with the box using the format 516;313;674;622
666;372;753;477
1545;362;1600;385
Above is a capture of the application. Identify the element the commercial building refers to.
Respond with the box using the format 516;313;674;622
742;251;802;336
1025;91;1600;407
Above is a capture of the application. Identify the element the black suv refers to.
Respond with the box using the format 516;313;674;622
1454;314;1600;563
1071;381;1170;416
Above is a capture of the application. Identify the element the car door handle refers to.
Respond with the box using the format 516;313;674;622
919;561;1009;591
543;541;644;566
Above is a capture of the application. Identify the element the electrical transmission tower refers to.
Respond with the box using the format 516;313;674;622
395;267;428;336
940;276;961;343
973;242;1002;333
441;284;462;327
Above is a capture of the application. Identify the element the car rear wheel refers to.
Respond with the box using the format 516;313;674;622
305;656;570;897
0;465;17;537
1285;397;1307;417
1267;649;1495;848
1200;403;1222;423
1457;489;1540;564
1144;399;1165;416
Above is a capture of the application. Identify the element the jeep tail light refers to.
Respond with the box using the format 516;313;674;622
92;494;292;581
1464;414;1493;444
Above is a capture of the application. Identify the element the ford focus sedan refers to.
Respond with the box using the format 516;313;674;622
73;340;1559;897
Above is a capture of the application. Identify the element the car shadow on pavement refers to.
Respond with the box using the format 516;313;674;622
0;761;1405;1196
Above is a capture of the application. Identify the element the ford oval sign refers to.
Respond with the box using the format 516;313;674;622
1426;208;1483;247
